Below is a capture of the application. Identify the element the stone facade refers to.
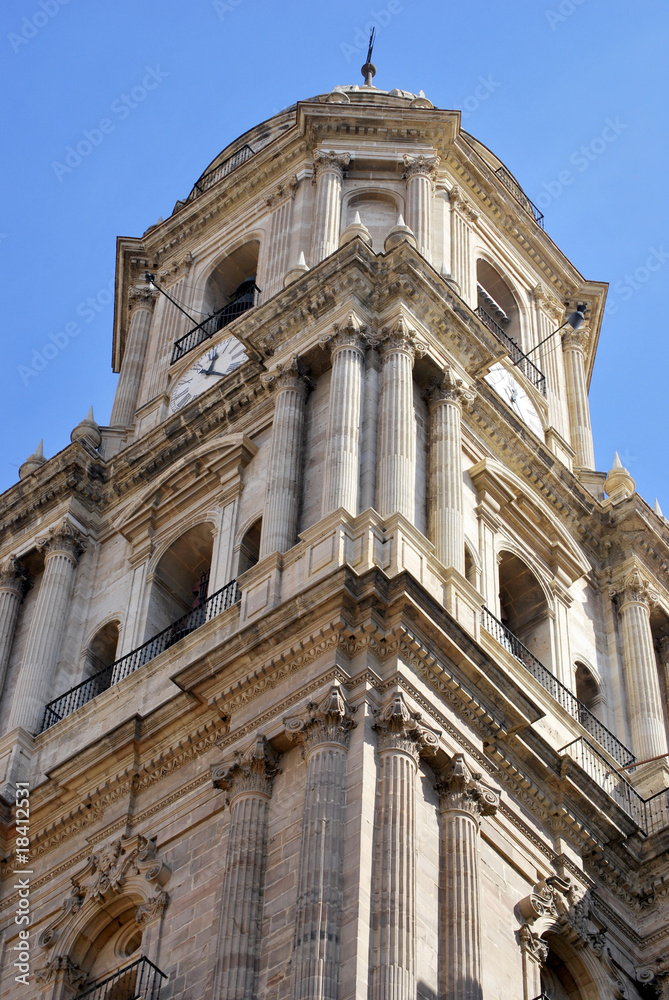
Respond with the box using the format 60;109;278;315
0;79;668;1000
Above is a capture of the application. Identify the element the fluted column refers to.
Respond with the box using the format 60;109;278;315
312;151;350;263
614;568;668;761
449;186;478;307
403;154;439;260
428;370;474;573
286;684;355;1000
376;321;425;522
562;328;595;470
8;520;87;733
212;736;280;1000
437;754;499;1000
110;286;158;427
0;557;30;699
370;691;439;1000
321;320;367;517
260;358;310;558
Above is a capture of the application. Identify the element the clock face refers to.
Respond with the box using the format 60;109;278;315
484;363;543;437
170;336;248;414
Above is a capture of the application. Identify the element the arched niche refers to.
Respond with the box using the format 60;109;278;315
144;523;214;640
464;538;481;592
201;240;260;318
476;258;522;347
498;550;553;670
574;661;603;719
344;189;401;251
84;620;121;677
237;517;262;576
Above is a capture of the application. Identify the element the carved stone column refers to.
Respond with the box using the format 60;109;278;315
370;691;439;1000
614;568;668;761
376;321;425;522
562;328;595;470
110;286;158;427
403;154;440;260
437;754;499;1000
286;684;355;1000
312;151;350;263
211;736;280;1000
0;557;30;698
8;520;87;734
321;320;367;517
428;370;474;573
449;186;478;307
259;358;310;558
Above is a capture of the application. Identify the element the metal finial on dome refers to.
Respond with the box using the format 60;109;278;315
361;28;377;87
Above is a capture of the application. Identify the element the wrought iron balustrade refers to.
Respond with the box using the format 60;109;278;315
186;144;255;202
77;956;166;1000
481;607;635;768
170;283;261;365
644;784;669;835
475;307;547;397
495;165;545;228
41;580;241;733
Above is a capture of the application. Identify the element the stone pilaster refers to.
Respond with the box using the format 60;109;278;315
260;176;299;300
8;520;87;734
614;568;669;762
370;691;439;1000
312;151;350;263
428;370;474;573
437;754;499;1000
110;286;158;427
376;320;425;522
562;328;595;470
286;684;355;1000
449;185;478;307
211;736;280;1000
0;557;30;698
321;319;367;517
259;358;310;558
403;154;440;260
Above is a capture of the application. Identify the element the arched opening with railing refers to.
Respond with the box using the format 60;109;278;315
201;240;260;319
476;259;522;348
237;517;262;577
498;551;553;670
84;620;121;679
344;190;402;251
144;523;213;641
575;661;603;721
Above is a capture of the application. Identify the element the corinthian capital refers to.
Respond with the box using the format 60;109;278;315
373;690;440;761
313;149;351;180
261;356;311;395
428;368;475;408
0;556;30;597
128;284;159;313
319;314;369;356
562;327;590;353
285;682;356;753
35;956;87;989
437;753;499;818
612;567;657;611
403;152;440;181
378;317;427;362
38;519;88;562
211;735;280;801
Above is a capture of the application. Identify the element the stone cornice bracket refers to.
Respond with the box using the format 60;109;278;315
37;518;88;563
211;734;280;801
0;555;31;597
319;313;369;356
428;368;476;409
436;752;499;819
449;183;479;223
610;566;658;612
378;317;427;362
313;149;351;181
128;283;159;313
373;690;440;761
518;923;549;966
403;152;440;182
637;959;669;998
35;955;87;990
260;355;312;396
265;173;299;209
532;283;563;325
285;681;356;753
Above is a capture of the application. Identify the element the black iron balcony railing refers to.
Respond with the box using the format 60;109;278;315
531;995;553;1000
560;737;669;835
77;956;166;1000
186;144;255;202
495;165;545;229
476;307;547;397
481;607;635;768
41;580;241;733
170;283;261;365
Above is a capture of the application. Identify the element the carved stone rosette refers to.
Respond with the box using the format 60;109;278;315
285;685;354;1000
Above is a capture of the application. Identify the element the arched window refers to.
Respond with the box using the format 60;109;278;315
238;518;262;576
144;524;213;639
539;938;599;1000
345;191;401;251
476;259;522;347
464;544;478;589
575;661;602;719
498;552;552;669
201;241;260;324
85;621;120;677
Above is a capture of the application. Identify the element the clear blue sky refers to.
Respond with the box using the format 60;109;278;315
1;1;668;507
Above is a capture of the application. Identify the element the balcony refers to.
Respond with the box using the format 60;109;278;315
495;165;545;229
77;956;167;1000
170;282;261;365
475;306;547;397
481;607;634;768
41;579;241;733
186;144;255;202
